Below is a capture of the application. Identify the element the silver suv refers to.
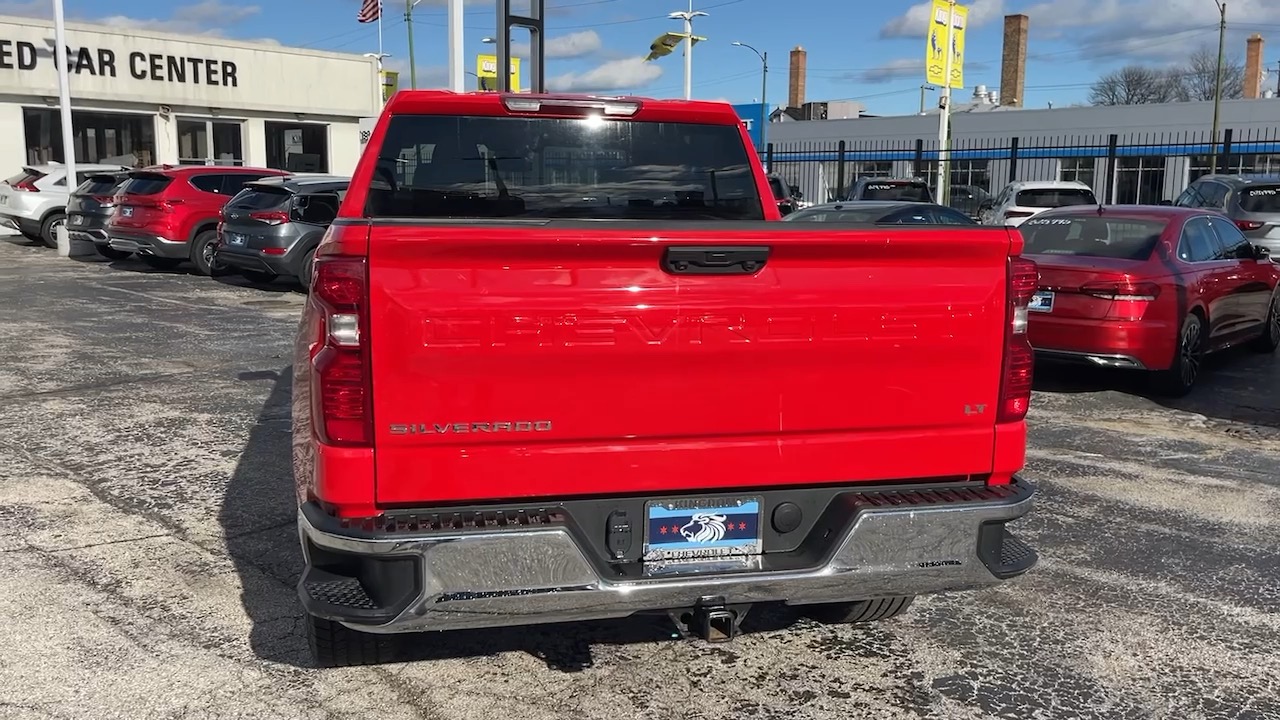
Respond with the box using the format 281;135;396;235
0;161;133;247
1174;174;1280;255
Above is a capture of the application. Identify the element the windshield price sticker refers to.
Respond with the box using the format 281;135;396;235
1025;218;1073;225
1245;188;1278;196
867;184;902;191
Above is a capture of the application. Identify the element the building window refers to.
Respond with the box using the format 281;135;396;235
1059;157;1096;188
949;159;990;193
177;118;244;166
264;122;329;173
22;108;154;167
1115;156;1166;204
1190;153;1280;180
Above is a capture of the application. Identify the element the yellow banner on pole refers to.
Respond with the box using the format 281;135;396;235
476;54;521;92
925;0;967;89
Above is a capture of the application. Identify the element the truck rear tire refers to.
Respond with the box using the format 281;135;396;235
306;614;398;668
802;596;915;625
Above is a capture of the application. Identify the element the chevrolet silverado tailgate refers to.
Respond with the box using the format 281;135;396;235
368;223;1013;504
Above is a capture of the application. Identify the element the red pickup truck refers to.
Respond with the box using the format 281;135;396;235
292;90;1039;667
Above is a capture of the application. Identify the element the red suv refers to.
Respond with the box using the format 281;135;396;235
107;165;289;274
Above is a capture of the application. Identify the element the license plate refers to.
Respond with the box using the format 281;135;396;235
121;207;133;217
643;496;762;562
226;232;246;246
1029;291;1054;313
69;215;83;225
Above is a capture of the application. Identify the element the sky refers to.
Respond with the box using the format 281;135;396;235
3;0;1280;115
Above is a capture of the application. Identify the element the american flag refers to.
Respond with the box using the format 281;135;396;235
357;0;381;23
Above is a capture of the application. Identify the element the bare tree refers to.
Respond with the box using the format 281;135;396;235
1089;45;1246;106
1177;45;1244;101
1088;66;1185;106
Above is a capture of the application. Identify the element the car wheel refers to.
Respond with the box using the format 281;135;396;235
39;212;65;249
140;256;183;271
93;244;131;261
306;614;398;668
189;230;221;276
1250;293;1280;354
298;247;317;290
1153;313;1204;397
802;596;915;625
241;270;278;285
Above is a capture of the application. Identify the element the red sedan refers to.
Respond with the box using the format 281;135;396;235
1020;205;1280;396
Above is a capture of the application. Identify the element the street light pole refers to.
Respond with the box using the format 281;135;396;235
668;3;708;100
1209;0;1226;174
732;41;767;153
937;0;957;207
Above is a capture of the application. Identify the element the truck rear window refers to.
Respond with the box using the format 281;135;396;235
1021;216;1166;260
1015;188;1097;208
860;183;931;202
1239;185;1280;213
365;115;763;220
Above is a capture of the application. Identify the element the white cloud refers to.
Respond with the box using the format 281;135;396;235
1017;0;1280;62
0;0;47;17
382;58;449;88
548;56;663;92
0;0;281;45
511;30;603;59
850;57;991;84
880;0;1006;38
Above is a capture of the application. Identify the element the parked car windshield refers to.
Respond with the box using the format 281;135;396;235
785;207;888;223
1239;185;1280;213
1021;216;1167;260
1014;188;1097;208
228;187;292;211
76;175;123;196
860;182;931;202
366;114;764;220
118;173;173;196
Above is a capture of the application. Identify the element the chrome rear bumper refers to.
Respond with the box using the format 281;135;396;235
297;480;1038;634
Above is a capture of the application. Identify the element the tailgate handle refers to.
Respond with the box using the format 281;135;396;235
663;246;770;275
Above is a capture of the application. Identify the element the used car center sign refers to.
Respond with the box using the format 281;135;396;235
0;39;240;87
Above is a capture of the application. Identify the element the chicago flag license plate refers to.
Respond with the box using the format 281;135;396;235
643;496;762;562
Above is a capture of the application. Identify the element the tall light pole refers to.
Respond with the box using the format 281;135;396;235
448;0;465;91
1209;0;1227;174
52;0;75;258
732;41;767;153
936;0;958;207
668;3;707;100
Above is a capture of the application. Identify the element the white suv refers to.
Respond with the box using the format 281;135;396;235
0;162;132;247
979;180;1098;227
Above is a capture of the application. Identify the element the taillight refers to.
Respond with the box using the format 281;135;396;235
13;178;39;192
91;194;116;208
1236;220;1265;232
250;210;290;225
309;254;371;447
1004;210;1035;220
1079;280;1161;301
999;256;1038;423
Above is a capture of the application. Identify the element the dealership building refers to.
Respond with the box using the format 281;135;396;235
0;14;382;177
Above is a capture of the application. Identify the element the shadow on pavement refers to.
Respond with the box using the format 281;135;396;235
222;367;805;671
1034;349;1280;430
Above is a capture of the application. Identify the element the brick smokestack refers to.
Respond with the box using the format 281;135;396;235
1245;34;1265;99
788;45;806;108
999;14;1029;107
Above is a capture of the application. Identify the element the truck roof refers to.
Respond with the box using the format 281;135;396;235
382;90;745;125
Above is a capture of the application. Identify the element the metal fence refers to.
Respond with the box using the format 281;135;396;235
763;127;1280;209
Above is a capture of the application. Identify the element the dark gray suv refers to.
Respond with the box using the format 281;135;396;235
213;175;348;287
1174;174;1280;255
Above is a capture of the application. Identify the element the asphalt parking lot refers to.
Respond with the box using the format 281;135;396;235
2;235;1278;720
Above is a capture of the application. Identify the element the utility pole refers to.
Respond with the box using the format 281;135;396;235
448;0;464;91
52;0;75;258
937;1;957;207
668;2;707;100
1209;0;1226;174
732;42;768;153
405;0;418;89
